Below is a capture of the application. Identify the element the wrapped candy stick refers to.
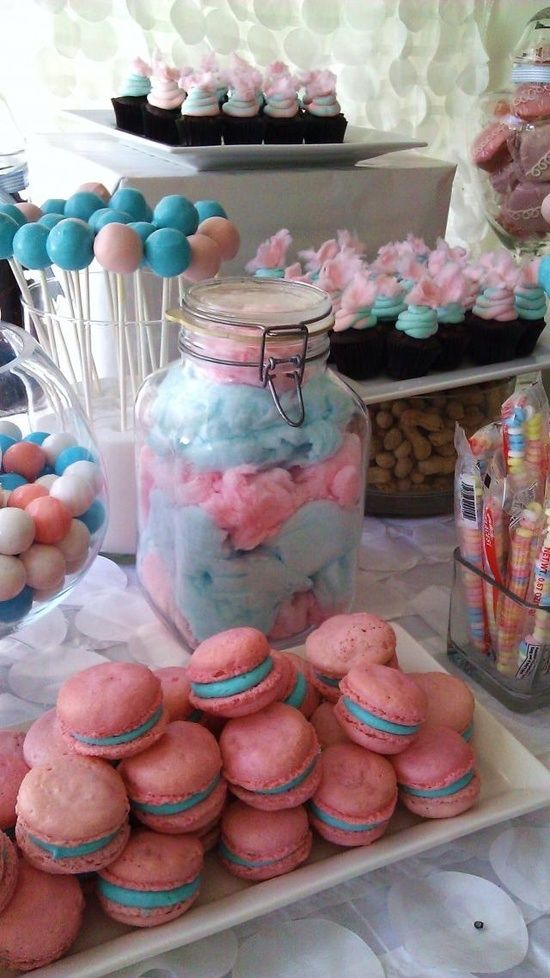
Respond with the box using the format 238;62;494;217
517;508;550;679
454;425;489;653
497;502;543;675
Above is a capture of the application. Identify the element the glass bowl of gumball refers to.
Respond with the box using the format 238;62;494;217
0;322;107;636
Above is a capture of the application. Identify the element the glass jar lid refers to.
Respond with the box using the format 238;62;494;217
512;6;550;83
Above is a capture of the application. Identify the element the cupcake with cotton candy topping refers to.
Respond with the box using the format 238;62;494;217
222;56;264;144
386;276;442;379
468;250;524;364
329;273;382;380
371;274;407;333
177;71;222;147
302;70;347;143
112;57;151;135
515;257;547;355
246;229;292;279
143;58;185;145
262;63;304;144
432;263;470;370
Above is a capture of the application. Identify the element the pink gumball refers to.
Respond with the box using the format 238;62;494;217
183;234;222;282
197;217;240;261
93;223;143;274
541;192;550;224
15;202;43;222
77;182;111;203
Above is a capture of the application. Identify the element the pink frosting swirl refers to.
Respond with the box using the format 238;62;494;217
147;63;184;110
472;286;517;321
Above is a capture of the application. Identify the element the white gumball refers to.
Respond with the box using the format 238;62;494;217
35;474;58;490
42;432;77;465
63;459;103;493
56;519;90;563
0;509;35;556
0;555;26;600
50;474;95;517
0;420;22;441
20;544;66;591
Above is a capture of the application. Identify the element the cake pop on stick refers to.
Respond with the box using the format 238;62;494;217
128;220;157;377
144;227;191;367
197;216;240;261
12;222;60;366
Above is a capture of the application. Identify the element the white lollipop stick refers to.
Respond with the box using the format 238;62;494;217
115;272;127;432
72;269;92;418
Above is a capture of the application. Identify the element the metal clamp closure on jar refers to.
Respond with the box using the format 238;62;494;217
259;324;308;426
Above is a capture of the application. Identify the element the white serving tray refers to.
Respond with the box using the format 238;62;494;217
64;110;426;172
8;624;550;978
343;334;550;405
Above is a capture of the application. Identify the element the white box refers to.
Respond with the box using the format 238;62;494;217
27;133;456;272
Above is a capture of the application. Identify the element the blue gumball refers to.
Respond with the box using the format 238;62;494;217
0;434;16;453
0;204;26;228
110;188;149;221
46;218;94;271
194;199;227;222
0;473;27;490
38;213;65;230
64;191;106;222
0;213;19;260
0;585;33;623
55;444;95;475
78;499;106;535
89;208;132;232
23;431;50;445
41;198;66;215
144;227;191;277
153;195;199;235
12;223;50;270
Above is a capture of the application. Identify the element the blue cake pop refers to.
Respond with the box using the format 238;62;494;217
41;198;67;215
38;213;65;230
110;188;149;221
153;195;199;235
46;218;94;271
0;204;26;228
64;191;106;222
538;256;550;294
89;208;132;232
0;213;19;259
144;228;191;277
195;199;227;222
128;221;156;245
12;223;50;269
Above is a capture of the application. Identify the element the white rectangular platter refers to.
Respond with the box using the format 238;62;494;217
5;623;550;978
65;109;426;171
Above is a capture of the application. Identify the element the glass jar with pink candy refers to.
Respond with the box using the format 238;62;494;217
135;276;369;650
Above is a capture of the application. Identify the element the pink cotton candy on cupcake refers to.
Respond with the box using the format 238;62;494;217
468;249;524;364
386;274;442;380
329;272;383;380
514;256;547;355
432;262;470;370
246;228;293;279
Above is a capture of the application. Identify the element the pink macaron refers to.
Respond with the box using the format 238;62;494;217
56;661;168;759
408;672;475;741
309;743;398;846
335;664;427;755
391;725;481;819
0;830;18;915
471;121;511;172
16;755;130;874
220;702;321;810
0;857;84;972
310;702;349;750
188;627;287;718
118;720;227;834
0;731;29;829
154;666;205;723
278;651;321;718
22;708;73;767
219;800;312;881
513;82;550;121
97;829;203;928
305;612;398;702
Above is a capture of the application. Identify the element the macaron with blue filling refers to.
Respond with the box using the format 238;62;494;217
305;612;399;703
118;721;227;835
308;742;397;847
335;663;427;755
220;702;321;811
15;756;130;874
56;661;167;760
219;800;312;881
277;651;320;719
97;829;203;928
187;626;287;718
391;725;480;819
408;671;475;742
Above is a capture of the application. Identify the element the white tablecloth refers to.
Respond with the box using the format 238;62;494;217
2;515;550;978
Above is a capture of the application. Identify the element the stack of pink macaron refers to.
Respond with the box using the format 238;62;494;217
0;616;479;971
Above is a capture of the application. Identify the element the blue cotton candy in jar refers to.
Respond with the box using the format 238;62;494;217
135;277;369;650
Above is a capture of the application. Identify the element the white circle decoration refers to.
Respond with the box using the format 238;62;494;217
233;919;384;978
302;0;341;35
204;9;240;53
283;28;323;69
8;648;109;705
388;871;528;973
126;0;157;30
53;13;80;58
342;0;386;31
254;0;297;30
247;25;281;66
170;0;205;45
69;0;111;21
490;828;550;913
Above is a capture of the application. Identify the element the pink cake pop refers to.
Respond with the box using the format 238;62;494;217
197;217;240;260
77;182;111;203
183;234;222;282
93;223;143;274
14;202;43;222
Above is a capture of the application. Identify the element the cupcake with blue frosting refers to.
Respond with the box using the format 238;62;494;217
222;56;264;144
386;277;442;379
301;69;347;144
246;229;292;278
371;274;407;334
112;57;151;135
432;263;470;370
262;63;304;144
515;258;547;356
177;71;222;146
329;273;382;380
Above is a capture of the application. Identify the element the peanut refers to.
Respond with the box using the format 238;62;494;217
417;456;456;475
400;409;443;432
375;452;396;470
375;410;393;430
394;457;414;479
394;439;412;459
368;466;391;485
383;427;403;451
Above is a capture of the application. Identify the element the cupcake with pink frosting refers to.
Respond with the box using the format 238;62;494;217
246;229;292;279
301;70;347;144
177;71;222;146
432;263;470;370
371;274;407;333
262;63;304;144
329;273;382;380
112;57;151;135
143;57;185;145
222;56;264;144
468;251;524;364
386;276;442;379
514;257;547;356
